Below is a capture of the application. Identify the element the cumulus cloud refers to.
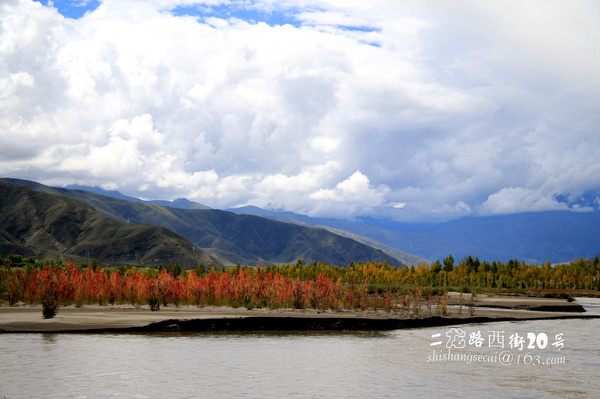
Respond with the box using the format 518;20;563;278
479;188;567;215
308;170;390;217
0;0;599;221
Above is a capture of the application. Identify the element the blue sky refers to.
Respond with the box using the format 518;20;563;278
36;0;299;25
173;3;300;27
34;0;101;19
37;0;379;39
3;0;600;221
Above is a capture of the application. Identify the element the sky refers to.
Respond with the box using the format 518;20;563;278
1;0;599;222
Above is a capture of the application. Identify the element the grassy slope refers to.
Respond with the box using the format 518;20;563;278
3;178;403;267
0;180;220;267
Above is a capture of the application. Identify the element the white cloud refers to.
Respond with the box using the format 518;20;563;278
0;0;599;221
391;202;406;209
308;171;390;217
479;188;568;215
247;162;340;211
429;201;473;220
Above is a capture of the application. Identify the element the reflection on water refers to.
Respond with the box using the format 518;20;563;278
1;299;599;399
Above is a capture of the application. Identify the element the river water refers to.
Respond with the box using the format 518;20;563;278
1;299;599;398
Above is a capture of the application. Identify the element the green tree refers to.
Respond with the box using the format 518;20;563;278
443;255;454;272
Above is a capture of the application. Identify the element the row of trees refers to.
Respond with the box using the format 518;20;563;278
257;256;600;291
0;261;412;317
1;255;598;318
2;254;599;291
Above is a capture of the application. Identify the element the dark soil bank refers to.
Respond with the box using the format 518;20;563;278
83;314;600;333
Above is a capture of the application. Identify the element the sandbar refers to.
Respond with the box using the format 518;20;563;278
1;295;597;333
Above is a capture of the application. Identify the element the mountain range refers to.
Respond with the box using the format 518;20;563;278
3;177;597;267
227;206;600;264
1;178;402;267
0;180;220;267
65;184;211;210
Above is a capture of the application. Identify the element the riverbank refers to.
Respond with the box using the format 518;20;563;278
445;292;586;312
1;295;598;333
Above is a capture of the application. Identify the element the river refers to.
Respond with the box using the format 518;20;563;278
1;298;599;398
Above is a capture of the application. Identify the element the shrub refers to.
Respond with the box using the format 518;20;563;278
41;284;60;319
39;268;60;319
148;296;160;311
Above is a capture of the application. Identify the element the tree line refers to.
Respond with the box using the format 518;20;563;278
2;253;599;291
0;254;598;318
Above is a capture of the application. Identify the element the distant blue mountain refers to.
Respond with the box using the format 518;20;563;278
14;179;597;264
228;206;600;264
65;184;211;210
415;211;600;263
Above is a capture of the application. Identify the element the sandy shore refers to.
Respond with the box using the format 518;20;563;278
1;295;597;333
446;292;586;312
